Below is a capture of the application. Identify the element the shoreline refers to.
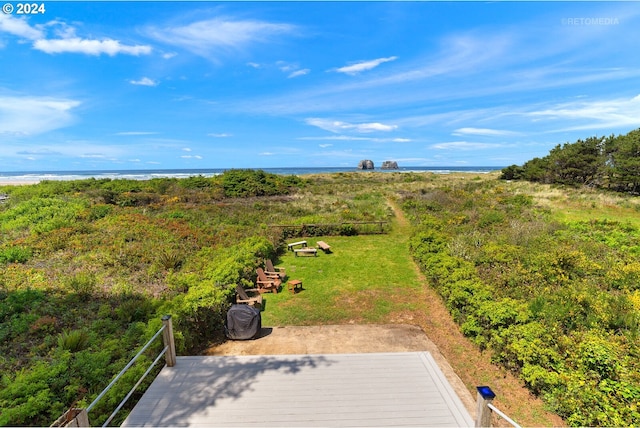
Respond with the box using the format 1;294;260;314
0;168;503;188
0;180;40;186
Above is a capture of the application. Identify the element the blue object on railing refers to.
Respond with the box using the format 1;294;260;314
476;385;496;400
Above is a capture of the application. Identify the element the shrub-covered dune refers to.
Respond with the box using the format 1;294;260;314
1;169;639;426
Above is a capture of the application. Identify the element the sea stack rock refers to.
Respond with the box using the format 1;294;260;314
357;159;375;170
381;161;399;170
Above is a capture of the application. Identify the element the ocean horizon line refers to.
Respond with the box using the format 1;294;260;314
0;166;506;183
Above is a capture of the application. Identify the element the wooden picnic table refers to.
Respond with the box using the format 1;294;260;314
294;248;317;257
287;240;307;251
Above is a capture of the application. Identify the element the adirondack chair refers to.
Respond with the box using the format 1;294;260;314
235;285;263;309
265;259;286;279
256;268;280;293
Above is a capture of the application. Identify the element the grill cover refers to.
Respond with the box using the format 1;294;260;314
225;304;262;340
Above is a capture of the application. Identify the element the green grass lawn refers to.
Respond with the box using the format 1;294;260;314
261;232;424;326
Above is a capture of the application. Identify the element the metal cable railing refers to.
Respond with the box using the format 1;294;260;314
51;315;176;427
100;345;168;427
86;324;166;414
487;403;522;428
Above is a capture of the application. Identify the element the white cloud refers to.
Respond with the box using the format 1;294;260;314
4;143;124;162
277;61;295;72
299;135;373;141
319;144;333;148
16;148;62;156
452;127;520;137
2;15;152;57
254;60;310;78
288;69;310;78
208;133;233;138
0;14;43;40
116;131;159;136
333;56;398;75
430;141;505;150
34;37;152;56
181;155;203;159
357;122;397;132
129;77;158;86
80;153;107;159
299;135;410;144
0;96;80;136
162;52;177;59
146;17;296;59
305;118;397;133
524;94;640;132
45;20;77;39
309;150;366;160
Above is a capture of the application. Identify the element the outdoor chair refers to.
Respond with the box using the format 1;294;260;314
256;268;280;293
265;259;286;279
235;285;263;309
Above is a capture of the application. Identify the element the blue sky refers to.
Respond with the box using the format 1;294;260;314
1;1;640;171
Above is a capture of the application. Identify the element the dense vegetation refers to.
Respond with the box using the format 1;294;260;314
402;180;640;426
0;169;397;426
501;127;640;193
2;168;640;426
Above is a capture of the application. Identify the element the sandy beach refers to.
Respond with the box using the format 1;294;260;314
0;180;40;186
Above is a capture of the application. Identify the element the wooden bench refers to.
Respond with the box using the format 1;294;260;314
287;240;307;251
294;248;317;257
316;241;331;253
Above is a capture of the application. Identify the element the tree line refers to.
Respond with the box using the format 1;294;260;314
501;128;640;193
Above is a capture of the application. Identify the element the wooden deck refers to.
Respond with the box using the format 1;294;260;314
122;352;474;427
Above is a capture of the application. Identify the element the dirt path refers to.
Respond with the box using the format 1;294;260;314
385;199;565;427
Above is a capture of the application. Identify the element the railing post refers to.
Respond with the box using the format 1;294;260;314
50;408;89;427
70;409;89;427
475;386;496;427
161;315;176;367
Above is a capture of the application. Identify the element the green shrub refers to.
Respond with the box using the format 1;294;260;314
157;250;184;271
65;273;97;295
162;236;275;353
88;204;113;221
340;224;357;236
403;179;640;426
178;175;213;189
220;169;302;198
115;298;155;324
0;197;86;233
57;330;90;352
478;210;505;227
0;354;73;426
0;246;32;264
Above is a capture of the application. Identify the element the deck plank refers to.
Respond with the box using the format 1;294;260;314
122;352;474;427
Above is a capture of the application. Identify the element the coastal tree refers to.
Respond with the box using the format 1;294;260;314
606;129;640;192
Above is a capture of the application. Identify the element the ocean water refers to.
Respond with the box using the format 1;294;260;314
0;166;504;183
